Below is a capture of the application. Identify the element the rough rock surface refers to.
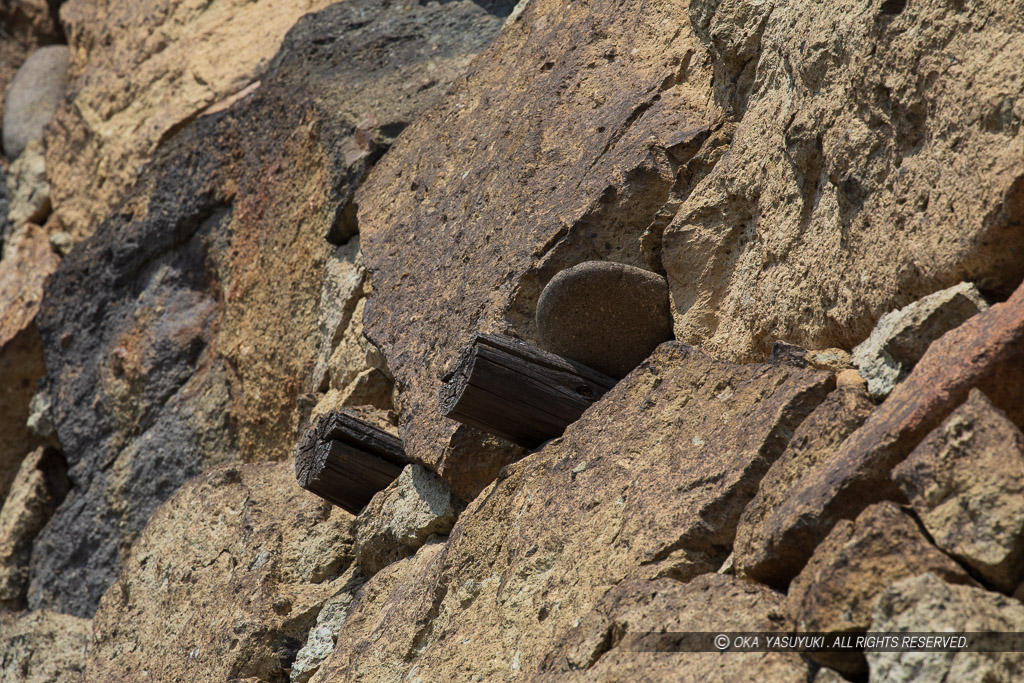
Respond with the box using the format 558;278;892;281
0;447;68;608
358;0;717;497
353;464;464;577
5;138;50;227
734;385;874;587
538;575;809;681
0;0;63;148
536;260;673;378
0;223;58;505
0;609;91;682
748;279;1024;587
45;0;340;240
31;0;516;618
784;502;974;676
869;574;1024;682
893;389;1024;593
86;462;354;682
290;566;366;683
316;342;830;680
664;0;1024;362
852;282;988;399
1;44;67;160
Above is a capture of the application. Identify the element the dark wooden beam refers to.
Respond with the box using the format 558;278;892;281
295;410;411;514
438;333;617;448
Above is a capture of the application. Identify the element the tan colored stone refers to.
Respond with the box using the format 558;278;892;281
806;348;853;374
0;223;58;505
354;465;464;577
666;0;1024;362
0;447;68;607
46;0;336;240
0;1;63;152
869;574;1024;682
785;502;974;676
86;462;355;682
0;609;91;682
835;368;866;389
317;342;831;680
538;575;810;681
735;385;874;587
2;45;67;160
893;389;1024;593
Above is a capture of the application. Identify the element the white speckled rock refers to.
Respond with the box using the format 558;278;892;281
353;464;464;576
852;282;988;399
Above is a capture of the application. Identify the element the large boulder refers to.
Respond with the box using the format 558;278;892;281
357;0;717;498
1;44;67;160
31;0;517;617
315;342;831;680
663;0;1024;362
86;462;354;682
45;0;340;240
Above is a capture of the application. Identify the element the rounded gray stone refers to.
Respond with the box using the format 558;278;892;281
3;45;69;160
536;261;673;378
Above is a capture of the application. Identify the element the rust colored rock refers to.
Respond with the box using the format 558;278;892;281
32;0;516;617
893;389;1024;593
538;575;810;681
784;502;975;676
536;261;672;378
358;0;715;498
748;279;1024;587
665;0;1024;362
86;463;355;682
0;224;59;506
735;385;874;587
317;342;831;680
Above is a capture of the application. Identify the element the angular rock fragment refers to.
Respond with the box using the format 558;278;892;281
852;282;988;399
354;465;464;577
735;385;874;587
0;447;69;608
357;0;714;499
893;389;1024;593
538;575;810;681
869;574;1024;682
784;502;974;676
317;343;831;680
5;138;50;227
86;462;355;682
536;261;672;378
290;565;366;683
0;609;91;682
1;44;67;160
748;280;1024;587
33;0;515;618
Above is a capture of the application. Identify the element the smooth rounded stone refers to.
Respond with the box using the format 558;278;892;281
2;45;68;160
536;261;672;378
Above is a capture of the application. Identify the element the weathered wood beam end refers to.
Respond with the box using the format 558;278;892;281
295;410;411;514
439;333;617;448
